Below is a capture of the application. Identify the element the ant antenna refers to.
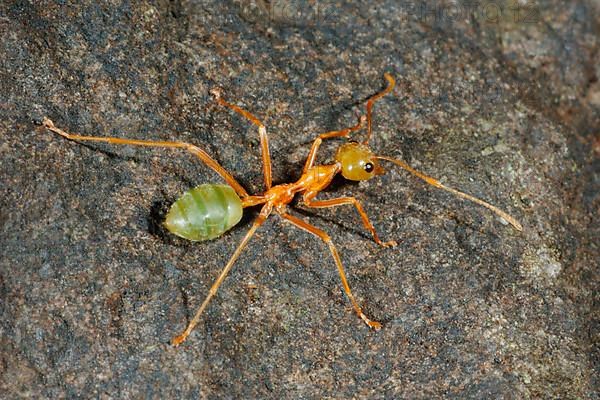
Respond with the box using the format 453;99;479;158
377;156;523;231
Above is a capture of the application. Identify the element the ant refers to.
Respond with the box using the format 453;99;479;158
42;73;522;346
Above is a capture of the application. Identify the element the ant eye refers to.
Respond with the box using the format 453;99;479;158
364;162;374;173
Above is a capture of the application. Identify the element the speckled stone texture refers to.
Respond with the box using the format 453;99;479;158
0;1;598;398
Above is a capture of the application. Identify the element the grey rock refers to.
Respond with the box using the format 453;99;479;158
0;1;597;398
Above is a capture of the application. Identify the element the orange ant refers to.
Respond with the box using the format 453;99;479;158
43;73;522;346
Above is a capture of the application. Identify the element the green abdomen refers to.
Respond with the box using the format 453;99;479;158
164;184;243;241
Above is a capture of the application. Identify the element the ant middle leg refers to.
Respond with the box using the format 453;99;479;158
210;89;272;190
280;212;382;330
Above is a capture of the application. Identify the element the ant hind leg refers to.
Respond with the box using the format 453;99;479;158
42;117;249;198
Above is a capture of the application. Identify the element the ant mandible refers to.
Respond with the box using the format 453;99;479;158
42;73;522;347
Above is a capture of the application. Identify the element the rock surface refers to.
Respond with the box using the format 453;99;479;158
0;1;598;398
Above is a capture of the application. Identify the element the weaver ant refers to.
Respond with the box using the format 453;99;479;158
43;73;522;346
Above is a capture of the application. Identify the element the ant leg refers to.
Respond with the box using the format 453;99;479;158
302;114;366;174
280;212;382;330
42;118;249;199
364;73;395;145
377;156;523;231
210;89;272;190
171;203;272;346
304;195;397;248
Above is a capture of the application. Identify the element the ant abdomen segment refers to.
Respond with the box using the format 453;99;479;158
164;184;243;241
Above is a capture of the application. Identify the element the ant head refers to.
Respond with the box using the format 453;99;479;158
335;142;385;181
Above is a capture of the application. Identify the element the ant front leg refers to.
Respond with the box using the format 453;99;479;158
363;73;395;145
303;193;397;248
302;114;366;174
